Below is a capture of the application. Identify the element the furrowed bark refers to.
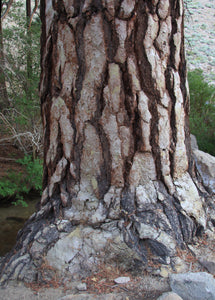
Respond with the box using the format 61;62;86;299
0;0;214;284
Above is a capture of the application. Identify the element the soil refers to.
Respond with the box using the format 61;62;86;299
0;276;170;300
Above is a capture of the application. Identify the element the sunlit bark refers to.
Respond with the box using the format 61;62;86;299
0;0;214;283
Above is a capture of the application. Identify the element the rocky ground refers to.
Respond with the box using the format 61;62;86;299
0;0;214;299
0;275;170;300
0;223;214;299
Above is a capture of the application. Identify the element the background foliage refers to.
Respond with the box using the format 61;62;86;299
1;0;42;156
0;1;42;205
0;156;43;206
188;69;215;156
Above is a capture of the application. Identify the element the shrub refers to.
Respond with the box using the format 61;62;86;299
0;155;43;206
188;69;215;156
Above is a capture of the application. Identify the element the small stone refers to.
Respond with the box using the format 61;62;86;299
157;291;183;300
114;276;130;284
159;266;170;278
76;282;87;291
172;257;188;274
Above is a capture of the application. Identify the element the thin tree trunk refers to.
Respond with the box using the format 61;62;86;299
1;0;13;20
0;0;9;111
26;0;32;101
0;0;214;284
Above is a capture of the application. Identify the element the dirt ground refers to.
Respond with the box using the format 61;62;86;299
0;234;214;300
0;275;170;300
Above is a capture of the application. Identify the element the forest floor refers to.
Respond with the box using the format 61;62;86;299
0;0;214;299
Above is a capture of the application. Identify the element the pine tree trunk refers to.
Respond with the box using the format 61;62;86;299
0;0;214;283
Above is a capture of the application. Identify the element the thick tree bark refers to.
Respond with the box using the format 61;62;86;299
0;0;214;283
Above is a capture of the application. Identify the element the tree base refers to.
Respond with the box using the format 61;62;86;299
0;217;147;284
0;177;214;285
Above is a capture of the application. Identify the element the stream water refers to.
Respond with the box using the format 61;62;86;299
0;194;39;256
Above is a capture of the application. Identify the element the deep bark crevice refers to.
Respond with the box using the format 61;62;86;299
133;94;142;153
165;66;177;177
169;3;178;70
113;0;123;17
121;61;135;119
73;0;85;17
134;4;155;97
0;0;214;285
163;202;185;247
54;0;68;23
92;64;112;200
102;13;119;62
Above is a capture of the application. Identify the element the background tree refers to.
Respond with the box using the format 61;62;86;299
0;0;42;155
26;0;39;102
0;0;42;205
188;69;215;156
0;0;12;110
0;0;214;283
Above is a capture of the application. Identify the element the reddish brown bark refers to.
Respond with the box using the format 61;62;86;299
0;0;214;284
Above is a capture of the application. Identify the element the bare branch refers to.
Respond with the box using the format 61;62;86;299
0;112;27;153
0;111;43;155
0;156;18;161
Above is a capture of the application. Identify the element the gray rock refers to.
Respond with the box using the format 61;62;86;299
193;149;215;193
46;223;141;278
157;291;183;300
169;272;215;300
199;258;215;275
188;244;215;276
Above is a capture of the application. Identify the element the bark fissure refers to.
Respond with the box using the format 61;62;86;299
90;63;112;200
0;0;214;284
165;66;177;179
74;17;86;104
